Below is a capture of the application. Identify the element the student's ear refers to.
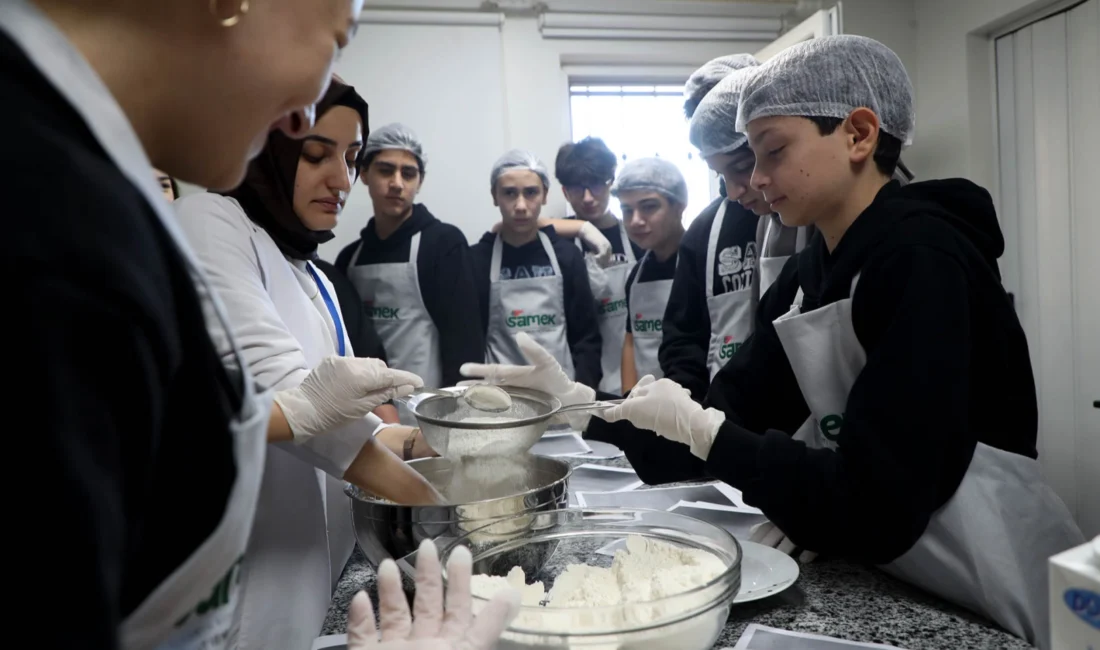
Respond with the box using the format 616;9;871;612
541;190;549;206
490;188;500;207
845;108;880;166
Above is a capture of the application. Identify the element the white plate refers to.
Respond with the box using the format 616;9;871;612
733;540;800;603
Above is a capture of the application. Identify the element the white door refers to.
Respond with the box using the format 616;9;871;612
995;0;1100;538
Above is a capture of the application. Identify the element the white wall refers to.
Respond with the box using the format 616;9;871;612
321;14;767;259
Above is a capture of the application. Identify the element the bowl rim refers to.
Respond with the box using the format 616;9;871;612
412;386;563;430
441;506;743;634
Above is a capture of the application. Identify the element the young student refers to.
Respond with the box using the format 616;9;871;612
470;150;602;390
462;36;1084;649
336;124;483;398
555;137;644;394
614;158;688;394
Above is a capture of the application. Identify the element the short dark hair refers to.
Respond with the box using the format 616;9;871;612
362;150;426;179
806;116;902;178
555;136;618;187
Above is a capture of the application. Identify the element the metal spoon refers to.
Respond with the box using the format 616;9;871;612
461;384;513;412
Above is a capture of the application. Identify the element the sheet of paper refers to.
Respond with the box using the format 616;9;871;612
730;624;910;650
529;431;592;456
558;438;625;460
576;482;738;511
667;501;768;540
569;464;643;495
713;483;763;513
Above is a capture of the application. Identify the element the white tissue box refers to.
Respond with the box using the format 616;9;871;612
1049;536;1100;650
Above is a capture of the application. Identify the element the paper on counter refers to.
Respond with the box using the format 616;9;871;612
569;464;643;495
667;501;768;540
576;482;738;511
530;431;592;457
558;438;625;460
730;624;910;650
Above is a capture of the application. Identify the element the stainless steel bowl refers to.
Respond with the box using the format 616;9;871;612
412;387;562;459
346;455;572;577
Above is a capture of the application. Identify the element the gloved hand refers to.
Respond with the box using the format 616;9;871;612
578;221;613;268
601;375;725;459
749;521;818;564
274;356;423;443
346;539;520;650
460;332;596;430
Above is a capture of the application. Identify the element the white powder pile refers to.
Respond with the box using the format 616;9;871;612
470;535;727;638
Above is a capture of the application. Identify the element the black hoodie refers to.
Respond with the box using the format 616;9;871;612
596;179;1039;565
334;204;484;387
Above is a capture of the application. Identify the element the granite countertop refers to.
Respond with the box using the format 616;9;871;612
322;454;1034;650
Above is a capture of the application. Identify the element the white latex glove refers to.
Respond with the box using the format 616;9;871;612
460;332;596;430
749;521;818;564
273;356;423;443
601;375;725;459
578;221;613;268
346;539;520;650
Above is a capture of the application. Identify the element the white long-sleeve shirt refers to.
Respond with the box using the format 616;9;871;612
176;192;377;650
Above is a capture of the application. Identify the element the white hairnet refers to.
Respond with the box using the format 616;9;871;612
683;54;760;118
688;65;759;158
735;35;915;147
364;123;427;168
490;149;550;190
611;157;688;206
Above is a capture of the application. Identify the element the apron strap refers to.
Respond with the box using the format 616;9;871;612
538;231;563;276
489;235;503;282
408;232;422;267
792;272;862;311
305;263;347;357
616;220;636;263
351;240;366;266
705;199;729;299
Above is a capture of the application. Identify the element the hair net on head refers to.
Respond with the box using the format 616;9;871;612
688;65;759;158
683;53;760;118
611;157;689;206
491;149;550;191
735;35;915;147
364;123;427;169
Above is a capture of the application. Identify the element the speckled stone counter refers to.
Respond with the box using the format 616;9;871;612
322;455;1034;650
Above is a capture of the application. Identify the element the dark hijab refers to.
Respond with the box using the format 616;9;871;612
223;76;369;260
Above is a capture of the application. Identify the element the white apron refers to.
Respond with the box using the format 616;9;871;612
757;215;811;296
0;5;269;647
348;232;441;423
487;233;575;378
705;200;757;379
771;275;1085;649
628;251;675;384
577;221;637;394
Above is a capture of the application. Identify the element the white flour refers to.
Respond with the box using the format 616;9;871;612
470;535;726;640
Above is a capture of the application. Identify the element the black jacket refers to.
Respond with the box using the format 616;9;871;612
470;227;603;389
658;197;761;401
5;30;241;648
335;204;483;387
591;179;1038;564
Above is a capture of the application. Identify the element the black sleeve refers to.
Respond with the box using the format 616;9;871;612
623;263;641;333
658;228;712;402
561;244;603;390
19;274;162;650
703;247;976;564
585;416;708;485
419;227;486;386
470;242;491;343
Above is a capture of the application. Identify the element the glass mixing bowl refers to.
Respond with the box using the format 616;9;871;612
439;508;742;649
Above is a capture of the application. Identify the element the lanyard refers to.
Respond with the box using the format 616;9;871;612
306;264;346;357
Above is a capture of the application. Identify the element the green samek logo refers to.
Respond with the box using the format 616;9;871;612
633;312;662;333
819;412;844;441
599;297;627;315
506;309;556;329
718;335;742;360
365;300;400;320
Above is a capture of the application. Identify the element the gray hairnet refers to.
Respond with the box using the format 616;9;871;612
683;54;760;118
688;65;759;158
490;149;550;191
735;35;915;147
611;157;688;206
363;123;427;169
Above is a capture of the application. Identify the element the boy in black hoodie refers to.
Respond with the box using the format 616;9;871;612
460;36;1082;649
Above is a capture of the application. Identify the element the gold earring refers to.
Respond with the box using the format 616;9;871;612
210;0;250;27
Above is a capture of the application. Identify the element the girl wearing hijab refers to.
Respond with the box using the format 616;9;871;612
176;75;441;650
3;1;511;648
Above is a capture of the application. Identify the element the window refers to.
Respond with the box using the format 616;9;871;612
569;84;716;227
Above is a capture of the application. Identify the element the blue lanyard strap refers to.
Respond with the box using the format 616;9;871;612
306;263;347;357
